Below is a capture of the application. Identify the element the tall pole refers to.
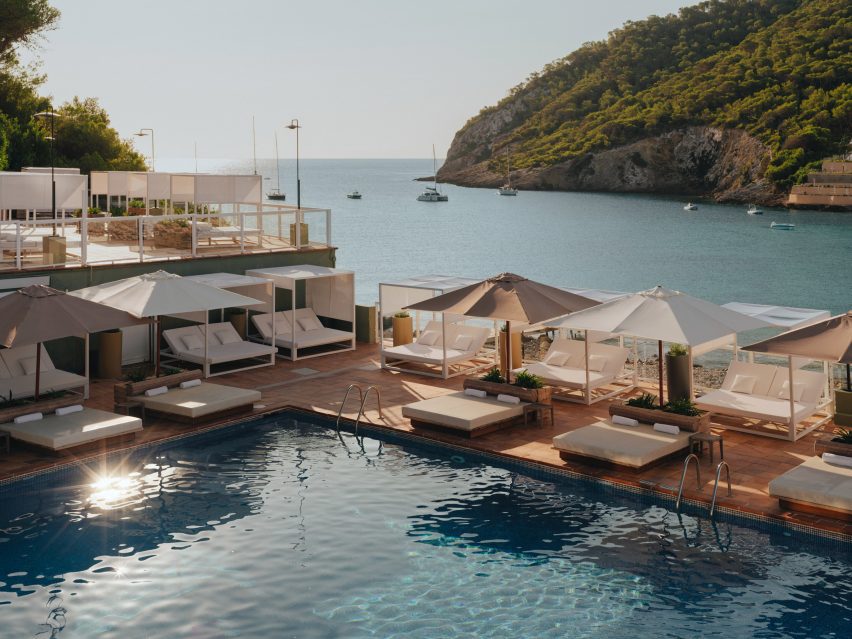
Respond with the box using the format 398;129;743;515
34;109;60;235
287;119;301;209
134;128;155;171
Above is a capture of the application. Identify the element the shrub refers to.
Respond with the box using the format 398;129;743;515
626;392;658;409
481;367;506;384
393;311;410;319
128;199;145;209
513;370;543;389
833;427;852;444
663;397;701;416
668;343;688;357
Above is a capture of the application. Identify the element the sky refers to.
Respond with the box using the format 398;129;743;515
22;0;691;160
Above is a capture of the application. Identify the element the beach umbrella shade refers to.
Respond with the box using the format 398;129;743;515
404;272;600;380
70;270;262;375
742;311;852;391
0;285;149;399
548;286;771;404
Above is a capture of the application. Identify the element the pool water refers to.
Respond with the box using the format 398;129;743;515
1;415;850;638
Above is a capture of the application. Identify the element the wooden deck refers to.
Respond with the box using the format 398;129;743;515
1;343;849;539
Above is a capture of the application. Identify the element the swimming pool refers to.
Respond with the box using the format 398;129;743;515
1;413;850;638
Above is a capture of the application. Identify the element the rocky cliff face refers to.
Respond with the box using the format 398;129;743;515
438;126;785;205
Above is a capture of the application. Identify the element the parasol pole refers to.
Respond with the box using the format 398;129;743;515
846;362;850;392
155;316;161;377
506;320;512;383
35;342;41;400
658;340;664;406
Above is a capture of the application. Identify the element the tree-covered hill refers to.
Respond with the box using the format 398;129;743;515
0;0;145;173
440;0;851;197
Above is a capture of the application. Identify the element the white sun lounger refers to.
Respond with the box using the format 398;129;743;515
0;344;89;400
162;323;273;377
769;456;852;520
515;338;632;404
251;308;355;360
402;391;528;437
195;222;262;246
552;420;692;470
2;407;142;452
695;360;830;441
382;320;492;379
130;379;261;423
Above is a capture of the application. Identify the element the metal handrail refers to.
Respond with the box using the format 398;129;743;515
676;454;702;511
354;386;383;435
335;384;364;431
710;461;733;518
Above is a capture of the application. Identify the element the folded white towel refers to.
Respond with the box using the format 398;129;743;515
497;393;520;404
611;415;638;427
822;452;852;469
14;412;43;424
654;422;680;435
464;388;486;398
55;404;84;416
180;379;202;389
145;386;168;397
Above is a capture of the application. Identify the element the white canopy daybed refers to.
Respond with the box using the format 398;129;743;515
245;265;356;361
379;275;496;379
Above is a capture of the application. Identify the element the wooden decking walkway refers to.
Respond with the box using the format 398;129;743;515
1;344;849;539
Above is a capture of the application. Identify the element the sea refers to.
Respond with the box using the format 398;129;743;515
159;158;852;315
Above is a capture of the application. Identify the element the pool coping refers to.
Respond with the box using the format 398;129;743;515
1;404;850;546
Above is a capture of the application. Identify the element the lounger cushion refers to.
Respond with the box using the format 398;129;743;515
402;391;526;432
384;343;479;366
695;389;815;423
135;383;261;419
2;408;141;451
769;456;852;514
0;369;88;400
720;361;776;396
515;362;612;390
553;420;691;468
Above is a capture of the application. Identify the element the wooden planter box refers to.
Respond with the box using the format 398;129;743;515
464;378;552;404
392;315;413;346
153;224;192;249
609;401;710;432
815;434;852;457
0;395;80;426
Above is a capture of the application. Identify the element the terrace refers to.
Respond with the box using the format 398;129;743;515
1;343;848;540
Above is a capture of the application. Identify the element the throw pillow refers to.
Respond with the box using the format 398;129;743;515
588;355;607;372
452;335;473;351
418;330;440;346
730;374;756;394
216;329;241;345
298;316;322;331
777;380;805;402
19;357;38;376
182;334;203;351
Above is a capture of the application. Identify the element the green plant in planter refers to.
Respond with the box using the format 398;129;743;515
110;205;126;217
393;311;410;319
626;393;658;409
513;370;543;389
88;206;101;215
481;367;506;384
128;199;145;209
833;427;852;443
668;343;688;357
663;397;701;416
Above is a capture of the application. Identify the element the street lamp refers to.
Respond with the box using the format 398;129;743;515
33;109;61;233
134;128;155;171
286;119;301;209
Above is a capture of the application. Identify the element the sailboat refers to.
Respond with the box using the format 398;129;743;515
267;131;286;201
417;145;448;202
498;148;518;196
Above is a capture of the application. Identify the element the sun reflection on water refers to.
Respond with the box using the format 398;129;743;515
88;473;143;510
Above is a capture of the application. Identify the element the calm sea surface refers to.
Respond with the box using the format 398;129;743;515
160;158;852;313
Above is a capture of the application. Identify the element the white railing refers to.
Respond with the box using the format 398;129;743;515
0;204;332;271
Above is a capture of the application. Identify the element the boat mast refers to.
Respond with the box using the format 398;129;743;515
252;116;257;176
506;147;511;188
432;144;438;190
274;131;281;191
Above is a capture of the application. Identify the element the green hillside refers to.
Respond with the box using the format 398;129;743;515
459;0;850;188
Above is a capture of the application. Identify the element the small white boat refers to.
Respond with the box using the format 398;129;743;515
770;221;795;230
498;148;518;196
266;132;287;201
747;204;763;215
418;145;448;202
347;191;362;199
683;202;697;211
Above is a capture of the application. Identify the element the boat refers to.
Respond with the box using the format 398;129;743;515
498;148;518;196
347;191;362;199
417;145;448;202
266;132;287;201
747;204;763;215
770;221;795;230
683;202;697;211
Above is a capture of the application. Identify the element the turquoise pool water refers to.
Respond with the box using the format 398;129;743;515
1;414;849;638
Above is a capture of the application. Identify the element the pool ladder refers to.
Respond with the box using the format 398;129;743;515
675;454;733;518
336;384;383;436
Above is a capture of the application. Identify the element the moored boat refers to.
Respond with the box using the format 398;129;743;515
347;191;362;199
418;145;448;202
770;221;795;230
683;202;697;211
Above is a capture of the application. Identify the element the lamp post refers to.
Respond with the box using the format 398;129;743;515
33;109;61;234
286;119;301;209
134;128;155;171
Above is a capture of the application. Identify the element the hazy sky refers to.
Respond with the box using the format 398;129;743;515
24;0;690;160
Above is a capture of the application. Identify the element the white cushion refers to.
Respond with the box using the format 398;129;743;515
145;386;168;397
418;330;439;346
611;415;638;427
654;422;680;435
14;412;42;424
19;357;38;376
823;453;852;469
464;388;486;398
55;404;83;416
216;330;241;345
298;316;322;331
180;379;202;389
730;374;756;394
497;393;520;404
453;335;473;351
777;380;805;402
182;334;203;351
587;355;606;372
544;351;571;367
